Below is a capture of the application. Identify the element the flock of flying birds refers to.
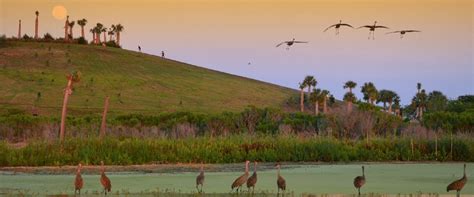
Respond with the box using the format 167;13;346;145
74;161;468;196
275;20;421;50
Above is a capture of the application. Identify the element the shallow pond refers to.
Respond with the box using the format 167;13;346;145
0;163;472;196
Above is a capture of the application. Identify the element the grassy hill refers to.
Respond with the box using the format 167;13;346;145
0;41;296;115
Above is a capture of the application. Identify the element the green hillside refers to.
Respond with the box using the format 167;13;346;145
0;41;296;115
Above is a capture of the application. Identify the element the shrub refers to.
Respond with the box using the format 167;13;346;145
43;33;54;41
77;37;88;44
105;41;121;48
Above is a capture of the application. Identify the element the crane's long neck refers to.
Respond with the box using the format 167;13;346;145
362;167;365;177
277;165;281;176
245;162;249;174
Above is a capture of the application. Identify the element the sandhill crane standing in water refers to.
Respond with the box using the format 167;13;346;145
276;163;286;195
386;30;421;39
447;164;468;197
100;161;112;195
196;163;205;193
231;160;250;193
276;38;308;50
323;20;354;35
246;161;258;193
353;166;366;196
358;21;389;40
74;163;83;195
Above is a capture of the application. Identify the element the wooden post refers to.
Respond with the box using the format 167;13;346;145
59;78;73;142
435;133;438;158
18;20;21;39
100;96;110;140
450;132;453;160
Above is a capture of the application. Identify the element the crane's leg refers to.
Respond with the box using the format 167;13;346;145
457;190;460;197
358;188;361;196
196;185;199;193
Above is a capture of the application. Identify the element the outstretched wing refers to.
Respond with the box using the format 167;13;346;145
385;31;401;34
276;42;287;47
358;25;372;29
375;25;389;29
323;24;337;32
293;41;308;44
340;23;354;28
405;30;421;33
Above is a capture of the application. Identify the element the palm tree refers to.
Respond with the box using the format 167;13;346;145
77;19;87;38
343;92;357;112
299;82;306;112
89;28;96;44
304;76;317;96
310;88;322;115
361;82;378;105
386;91;398;113
95;23;104;43
114;24;124;46
393;95;401;116
412;89;427;120
321;89;330;113
101;27;107;43
377;90;390;111
108;25;116;42
34;11;39;39
68;21;75;40
344;80;357;93
59;71;81;143
64;15;69;41
344;81;357;112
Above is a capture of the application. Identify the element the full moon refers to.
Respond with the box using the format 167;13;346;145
52;5;67;20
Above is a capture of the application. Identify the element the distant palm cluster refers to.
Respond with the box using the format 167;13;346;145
13;11;124;48
297;74;436;121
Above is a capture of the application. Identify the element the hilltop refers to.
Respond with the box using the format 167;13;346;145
0;41;296;115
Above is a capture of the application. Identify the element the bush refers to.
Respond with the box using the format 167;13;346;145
77;37;88;44
43;33;54;41
0;35;6;47
105;41;121;48
1;136;473;166
22;34;32;40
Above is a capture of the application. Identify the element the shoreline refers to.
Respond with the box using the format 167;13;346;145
0;161;469;175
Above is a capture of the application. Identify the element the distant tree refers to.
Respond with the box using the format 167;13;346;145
321;89;330;113
343;80;357;111
343;92;356;112
412;88;428;120
114;24;124;46
64;15;69;41
68;21;75;40
310;88;322;115
108;25;116;42
392;95;401;116
361;82;378;105
303;76;317;96
95;23;104;43
101;26;107;43
427;90;448;112
343;80;357;93
34;11;39;39
89;28;96;44
299;82;306;112
77;19;87;38
59;71;81;143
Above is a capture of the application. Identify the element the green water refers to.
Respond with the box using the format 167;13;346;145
0;163;472;196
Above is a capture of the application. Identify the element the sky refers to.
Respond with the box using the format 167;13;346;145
1;0;473;105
